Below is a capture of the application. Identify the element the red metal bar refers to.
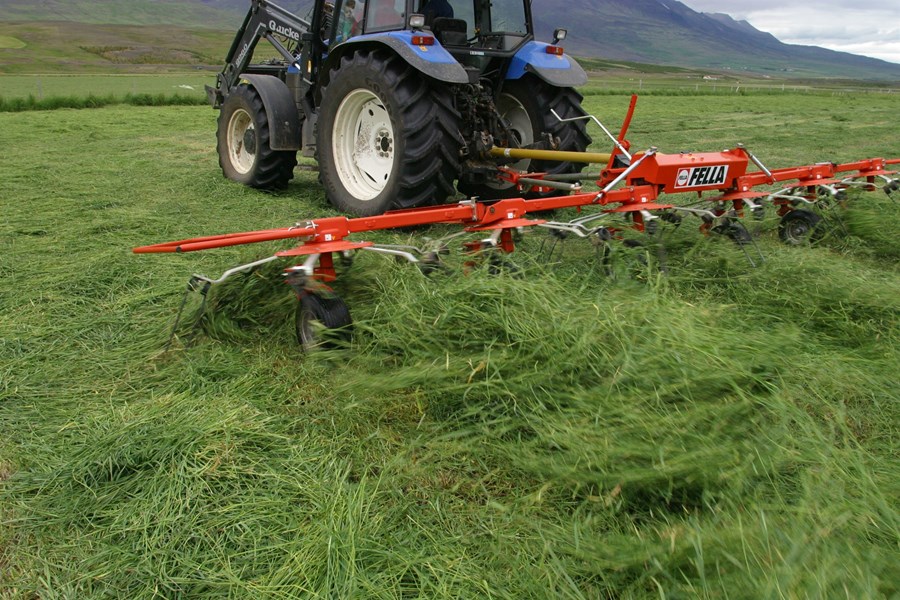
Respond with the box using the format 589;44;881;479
276;241;373;256
618;95;638;143
134;148;899;258
605;94;638;172
133;226;316;253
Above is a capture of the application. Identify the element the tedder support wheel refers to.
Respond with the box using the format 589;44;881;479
295;292;352;352
317;49;461;216
778;209;823;245
713;219;753;245
217;85;297;190
461;75;592;199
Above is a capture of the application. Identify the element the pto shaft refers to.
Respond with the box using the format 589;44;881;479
490;147;613;164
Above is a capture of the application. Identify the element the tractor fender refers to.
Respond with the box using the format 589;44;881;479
323;32;469;85
237;74;301;151
506;41;588;88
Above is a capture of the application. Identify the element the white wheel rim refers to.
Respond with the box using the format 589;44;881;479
497;92;534;173
331;89;395;201
786;219;810;243
485;92;535;191
227;108;255;174
299;308;322;350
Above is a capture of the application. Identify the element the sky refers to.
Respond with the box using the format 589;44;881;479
679;0;900;65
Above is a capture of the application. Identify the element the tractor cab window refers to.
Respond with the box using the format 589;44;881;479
334;0;365;41
472;0;530;51
366;0;405;30
417;1;530;49
488;1;527;34
419;0;473;44
418;0;455;25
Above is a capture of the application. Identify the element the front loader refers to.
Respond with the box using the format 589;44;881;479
207;0;593;216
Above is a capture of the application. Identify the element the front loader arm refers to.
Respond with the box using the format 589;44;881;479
206;0;313;108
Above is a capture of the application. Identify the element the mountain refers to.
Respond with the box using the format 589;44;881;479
531;0;900;79
1;0;898;79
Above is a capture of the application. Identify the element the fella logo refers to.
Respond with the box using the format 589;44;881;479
675;165;729;188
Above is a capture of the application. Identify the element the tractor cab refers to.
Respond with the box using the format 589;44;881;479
419;0;533;50
324;0;535;54
321;0;545;86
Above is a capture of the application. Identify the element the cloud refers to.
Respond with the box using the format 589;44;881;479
680;1;900;64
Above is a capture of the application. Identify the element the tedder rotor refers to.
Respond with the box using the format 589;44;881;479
134;96;900;351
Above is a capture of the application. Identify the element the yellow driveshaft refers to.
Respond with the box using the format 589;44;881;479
490;146;613;164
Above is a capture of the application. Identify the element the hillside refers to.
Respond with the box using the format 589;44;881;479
531;0;900;79
1;0;899;79
0;0;238;28
0;21;230;74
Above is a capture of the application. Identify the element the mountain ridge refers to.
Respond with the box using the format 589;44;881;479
1;0;898;79
531;0;900;79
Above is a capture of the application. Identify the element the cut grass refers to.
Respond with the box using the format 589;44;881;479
0;35;26;49
1;92;898;597
0;72;213;102
0;92;207;112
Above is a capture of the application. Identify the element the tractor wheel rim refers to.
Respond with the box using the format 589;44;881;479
332;89;394;201
227;108;255;174
492;92;534;187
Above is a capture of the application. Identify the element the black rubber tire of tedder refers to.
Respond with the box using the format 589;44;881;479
317;49;461;216
778;209;824;245
295;292;352;352
216;84;297;190
460;75;592;199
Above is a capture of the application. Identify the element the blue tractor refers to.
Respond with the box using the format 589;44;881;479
208;0;592;216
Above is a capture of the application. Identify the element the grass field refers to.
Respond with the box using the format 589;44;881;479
0;21;231;75
3;69;898;107
0;91;898;598
0;73;211;102
0;34;25;49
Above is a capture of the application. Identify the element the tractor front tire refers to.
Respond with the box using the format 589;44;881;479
217;84;297;190
317;50;461;216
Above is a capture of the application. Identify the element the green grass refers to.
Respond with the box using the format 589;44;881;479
0;21;232;74
1;92;898;598
0;34;25;49
0;91;207;112
0;73;215;111
0;0;241;29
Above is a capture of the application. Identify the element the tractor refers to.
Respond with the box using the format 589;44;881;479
207;0;593;216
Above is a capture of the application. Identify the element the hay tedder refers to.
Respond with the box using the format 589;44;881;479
135;93;900;350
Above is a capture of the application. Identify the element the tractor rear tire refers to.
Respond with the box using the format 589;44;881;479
461;76;592;199
217;84;297;190
317;49;461;216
